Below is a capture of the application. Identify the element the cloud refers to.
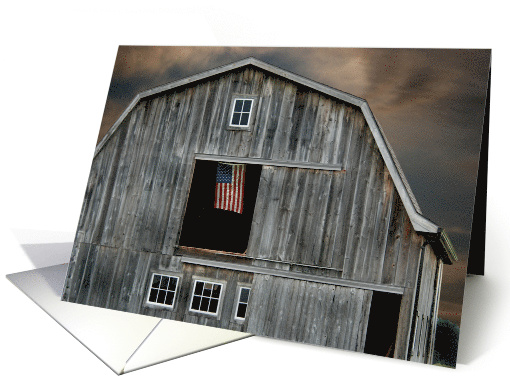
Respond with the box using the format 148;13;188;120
113;46;223;79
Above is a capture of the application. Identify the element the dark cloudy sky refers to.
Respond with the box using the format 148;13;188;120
98;46;490;326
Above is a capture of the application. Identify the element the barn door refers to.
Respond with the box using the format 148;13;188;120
364;291;403;357
245;165;346;267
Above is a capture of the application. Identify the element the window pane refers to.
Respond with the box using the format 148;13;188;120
231;112;241;125
191;296;201;310
242;100;252;112
194;282;204;295
236;303;247;318
169;277;177;291
209;298;219;313
211;284;221;298
160;276;169;290
200;297;210;311
148;289;158;302
234;99;243;112
240;112;250;125
157;290;166;304
165;291;175;306
152;274;161;288
191;280;222;314
240;288;250;303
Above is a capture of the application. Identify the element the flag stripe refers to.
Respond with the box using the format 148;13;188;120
237;165;241;212
233;165;238;211
229;168;233;210
239;165;244;213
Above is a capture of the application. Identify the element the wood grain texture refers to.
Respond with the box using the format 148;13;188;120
63;66;444;361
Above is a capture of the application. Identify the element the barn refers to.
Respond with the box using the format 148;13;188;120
62;57;457;364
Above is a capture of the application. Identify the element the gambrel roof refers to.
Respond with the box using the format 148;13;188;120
95;57;457;264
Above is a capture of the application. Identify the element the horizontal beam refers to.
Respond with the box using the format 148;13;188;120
181;256;404;294
195;153;346;172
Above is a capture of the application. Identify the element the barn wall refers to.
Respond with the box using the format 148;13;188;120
66;67;422;287
245;160;421;287
64;243;254;331
74;67;369;257
62;66;436;358
79;67;370;258
64;243;373;351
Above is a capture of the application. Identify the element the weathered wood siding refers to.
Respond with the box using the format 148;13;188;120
408;244;441;363
247;156;403;286
65;242;372;351
67;66;420;285
62;65;441;361
247;274;372;350
71;68;369;255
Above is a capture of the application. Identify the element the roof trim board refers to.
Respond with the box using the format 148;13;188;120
194;153;348;172
94;57;442;237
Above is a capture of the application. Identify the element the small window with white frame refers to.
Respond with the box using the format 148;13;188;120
189;280;223;316
147;273;179;308
234;286;251;320
228;95;257;130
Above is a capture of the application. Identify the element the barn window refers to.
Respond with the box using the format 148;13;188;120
189;280;223;316
146;273;179;308
179;160;262;254
227;95;257;131
234;286;251;320
231;99;252;126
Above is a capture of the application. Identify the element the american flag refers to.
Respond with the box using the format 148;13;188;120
214;162;246;214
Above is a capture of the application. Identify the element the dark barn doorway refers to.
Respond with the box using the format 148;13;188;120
179;160;262;254
364;291;402;358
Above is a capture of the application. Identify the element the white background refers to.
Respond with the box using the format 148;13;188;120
1;1;508;380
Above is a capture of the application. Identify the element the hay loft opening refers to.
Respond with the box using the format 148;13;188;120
179;159;262;254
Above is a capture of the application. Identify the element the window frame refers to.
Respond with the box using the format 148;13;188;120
188;277;226;318
227;94;258;131
146;272;180;310
233;284;251;322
